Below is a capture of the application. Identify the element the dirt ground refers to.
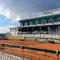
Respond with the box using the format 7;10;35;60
0;40;60;60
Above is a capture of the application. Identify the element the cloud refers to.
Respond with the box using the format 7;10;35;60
0;26;9;33
0;25;17;33
0;4;37;20
0;4;20;33
0;0;60;20
0;4;21;21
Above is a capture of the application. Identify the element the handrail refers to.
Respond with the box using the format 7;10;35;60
0;44;60;55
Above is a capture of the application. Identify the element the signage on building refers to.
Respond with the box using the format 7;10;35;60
37;8;60;17
21;8;60;20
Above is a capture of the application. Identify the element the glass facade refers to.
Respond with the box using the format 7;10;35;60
29;21;33;25
48;18;55;23
41;19;47;24
56;17;60;22
20;23;24;26
19;14;60;34
19;14;60;27
24;22;28;26
35;20;39;24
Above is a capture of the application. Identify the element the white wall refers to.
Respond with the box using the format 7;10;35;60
10;28;18;35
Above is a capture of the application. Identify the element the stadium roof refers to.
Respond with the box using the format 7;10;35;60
19;8;60;21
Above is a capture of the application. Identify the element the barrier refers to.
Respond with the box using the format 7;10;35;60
0;44;60;56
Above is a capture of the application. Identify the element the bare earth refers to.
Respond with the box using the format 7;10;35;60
0;40;60;60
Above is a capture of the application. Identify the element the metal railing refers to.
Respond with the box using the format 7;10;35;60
0;44;60;60
0;44;59;54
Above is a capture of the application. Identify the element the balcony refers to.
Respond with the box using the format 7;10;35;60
20;22;60;28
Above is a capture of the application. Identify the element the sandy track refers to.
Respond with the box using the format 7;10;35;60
0;40;60;60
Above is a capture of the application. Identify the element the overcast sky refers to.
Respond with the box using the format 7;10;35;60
0;0;60;33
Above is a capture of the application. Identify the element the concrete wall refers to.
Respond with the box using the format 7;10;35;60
10;28;18;35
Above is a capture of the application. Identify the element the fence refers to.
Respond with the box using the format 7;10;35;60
0;44;60;60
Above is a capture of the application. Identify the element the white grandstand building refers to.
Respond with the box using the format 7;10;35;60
10;8;60;42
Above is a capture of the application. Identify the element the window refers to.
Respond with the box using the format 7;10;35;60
24;22;28;26
20;23;23;26
29;21;33;25
41;19;47;24
35;20;39;24
57;17;60;22
48;18;55;23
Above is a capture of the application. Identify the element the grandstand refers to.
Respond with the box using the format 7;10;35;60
18;8;60;42
1;8;60;60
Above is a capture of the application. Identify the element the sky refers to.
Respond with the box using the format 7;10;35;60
0;0;60;33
